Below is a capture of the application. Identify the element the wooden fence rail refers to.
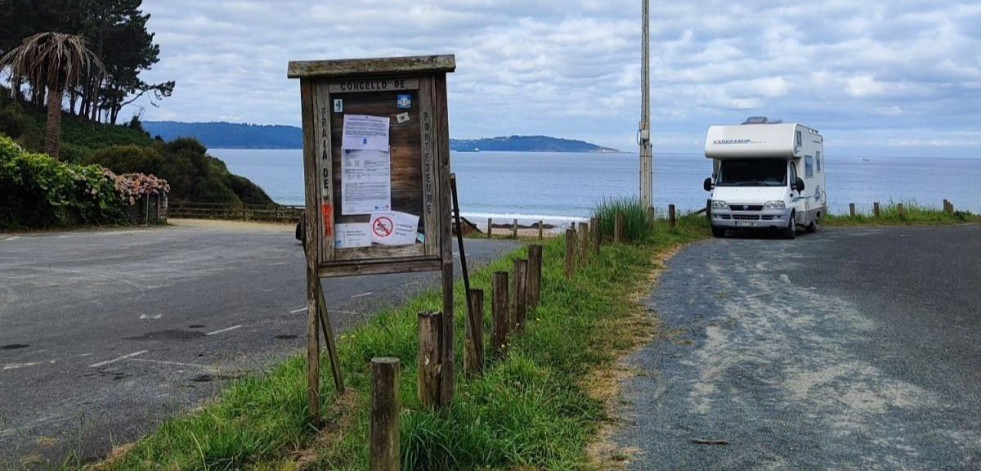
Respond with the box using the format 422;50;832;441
168;203;304;223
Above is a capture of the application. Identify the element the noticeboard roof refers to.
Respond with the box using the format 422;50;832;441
288;54;456;79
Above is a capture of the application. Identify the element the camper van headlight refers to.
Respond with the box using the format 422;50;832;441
711;200;729;209
764;200;786;209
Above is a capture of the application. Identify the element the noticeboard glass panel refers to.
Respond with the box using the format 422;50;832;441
317;80;437;265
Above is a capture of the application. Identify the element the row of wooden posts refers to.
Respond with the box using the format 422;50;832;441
486;218;546;240
368;214;628;470
847;200;957;217
369;243;545;470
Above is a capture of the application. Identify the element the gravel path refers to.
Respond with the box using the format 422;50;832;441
612;225;981;470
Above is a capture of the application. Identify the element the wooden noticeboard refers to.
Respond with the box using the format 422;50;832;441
289;55;455;278
288;55;457;419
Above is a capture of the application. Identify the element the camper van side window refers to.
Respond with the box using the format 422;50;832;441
805;156;814;178
816;151;822;172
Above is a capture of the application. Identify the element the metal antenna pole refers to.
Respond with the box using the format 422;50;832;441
639;0;653;209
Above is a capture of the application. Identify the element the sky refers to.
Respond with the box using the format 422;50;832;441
133;0;981;157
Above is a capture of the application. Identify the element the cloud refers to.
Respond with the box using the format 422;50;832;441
130;0;981;156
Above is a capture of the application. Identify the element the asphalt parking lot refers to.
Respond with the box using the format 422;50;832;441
0;220;518;468
612;225;981;470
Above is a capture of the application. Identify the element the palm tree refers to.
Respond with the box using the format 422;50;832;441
0;32;104;160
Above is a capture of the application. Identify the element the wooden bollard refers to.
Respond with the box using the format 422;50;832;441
512;219;518;239
487;218;492;238
849;203;856;217
647;206;655;223
578;221;590;265
614;214;624;243
371;357;400;471
465;290;484;376
417;312;442;408
565;228;576;280
538;220;544;240
668;204;676;228
491;272;509;357
590;217;600;256
898;203;905;217
873;202;881;218
512;259;528;334
527;245;543;309
949;201;955;214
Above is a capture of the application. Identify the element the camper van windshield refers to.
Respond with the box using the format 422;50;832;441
717;159;787;187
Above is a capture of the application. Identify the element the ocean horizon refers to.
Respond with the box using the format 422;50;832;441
211;149;981;224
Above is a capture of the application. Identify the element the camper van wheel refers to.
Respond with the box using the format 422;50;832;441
295;220;306;246
806;220;817;233
783;214;797;239
711;226;725;238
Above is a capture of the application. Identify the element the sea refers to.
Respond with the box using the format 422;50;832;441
211;149;981;225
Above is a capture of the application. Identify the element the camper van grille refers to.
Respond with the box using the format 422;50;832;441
730;204;763;211
733;215;760;221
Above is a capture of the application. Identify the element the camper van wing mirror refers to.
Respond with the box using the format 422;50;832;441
794;177;805;192
703;177;714;191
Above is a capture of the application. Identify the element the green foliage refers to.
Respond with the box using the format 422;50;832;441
0;135;126;229
86;139;273;205
0;85;155;159
591;196;656;243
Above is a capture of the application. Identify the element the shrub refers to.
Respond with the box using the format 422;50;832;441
0;135;128;229
88;139;272;206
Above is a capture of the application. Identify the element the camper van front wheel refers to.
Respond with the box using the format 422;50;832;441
783;213;797;239
711;226;725;238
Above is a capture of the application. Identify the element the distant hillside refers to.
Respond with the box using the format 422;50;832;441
450;135;619;153
143;121;619;153
143;121;302;149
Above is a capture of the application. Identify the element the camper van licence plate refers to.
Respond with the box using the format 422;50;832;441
735;221;756;227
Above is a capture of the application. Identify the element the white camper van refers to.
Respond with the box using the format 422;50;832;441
703;117;826;239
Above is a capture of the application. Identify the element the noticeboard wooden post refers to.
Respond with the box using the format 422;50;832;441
288;55;457;420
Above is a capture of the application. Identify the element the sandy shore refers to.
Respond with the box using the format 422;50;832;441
168;218;293;232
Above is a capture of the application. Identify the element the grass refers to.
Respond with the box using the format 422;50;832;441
591;197;655;243
94;214;710;471
823;201;980;226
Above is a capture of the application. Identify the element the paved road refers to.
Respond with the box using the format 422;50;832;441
0;220;518;468
613;225;981;470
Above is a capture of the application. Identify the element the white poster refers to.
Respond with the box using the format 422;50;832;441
370;211;420;246
341;149;391;214
334;223;371;248
342;114;390;151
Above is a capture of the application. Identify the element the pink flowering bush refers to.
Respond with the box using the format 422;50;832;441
104;170;170;206
0;135;169;229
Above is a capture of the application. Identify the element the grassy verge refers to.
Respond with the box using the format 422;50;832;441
823;201;979;226
95;215;708;471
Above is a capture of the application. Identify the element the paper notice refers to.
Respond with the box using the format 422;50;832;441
341;149;391;214
334;223;371;248
370;211;420;246
342;114;390;151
